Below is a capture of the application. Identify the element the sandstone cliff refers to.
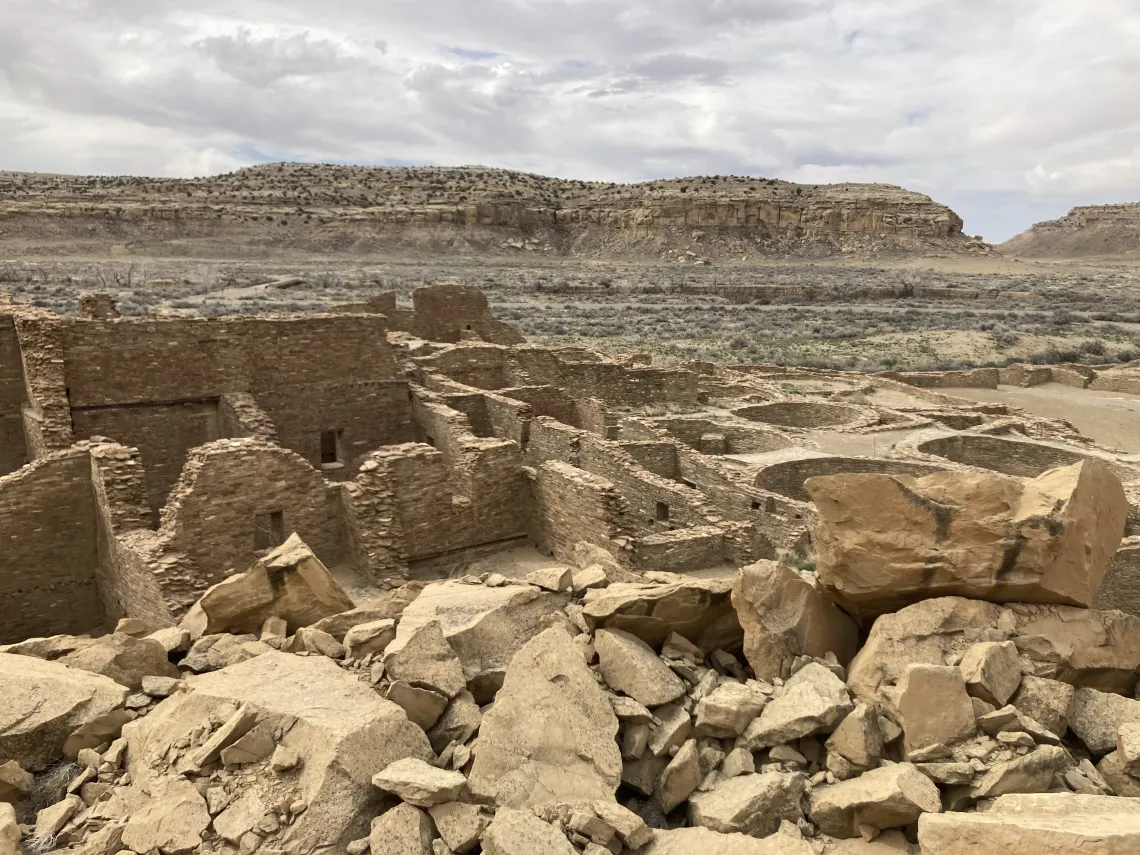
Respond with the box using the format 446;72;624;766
999;203;1140;259
0;164;983;259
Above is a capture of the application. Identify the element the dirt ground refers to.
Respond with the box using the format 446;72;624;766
943;383;1140;453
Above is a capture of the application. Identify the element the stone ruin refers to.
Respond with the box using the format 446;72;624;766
1;283;1140;853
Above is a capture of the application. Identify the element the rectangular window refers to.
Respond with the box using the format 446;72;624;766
751;500;762;511
254;511;285;552
656;501;670;522
320;430;341;464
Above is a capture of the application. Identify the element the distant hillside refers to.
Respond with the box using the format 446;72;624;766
0;163;988;260
1000;204;1140;259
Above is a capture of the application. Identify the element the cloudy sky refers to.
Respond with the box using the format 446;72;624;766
2;0;1138;241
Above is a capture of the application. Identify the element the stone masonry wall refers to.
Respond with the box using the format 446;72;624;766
0;316;27;475
0;449;103;642
528;460;630;563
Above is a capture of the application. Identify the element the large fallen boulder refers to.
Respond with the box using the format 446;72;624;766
581;578;742;651
731;560;859;681
62;633;179;690
805;460;1128;614
468;626;621;808
918;792;1140;854
383;581;569;702
124;651;433;851
180;534;354;639
847;597;1140;712
0;652;129;771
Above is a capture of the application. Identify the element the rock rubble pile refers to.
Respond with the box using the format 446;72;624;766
1;460;1138;855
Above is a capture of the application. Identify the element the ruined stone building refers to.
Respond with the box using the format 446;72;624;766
2;284;1140;644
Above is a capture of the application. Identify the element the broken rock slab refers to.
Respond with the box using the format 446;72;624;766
1068;687;1140;756
428;802;489;854
0;652;129;771
731;560;859;681
181;533;354;638
742;663;853;749
694;682;768;738
383;619;467;699
124;651;433;852
0;804;15;855
688;771;805;837
918;792;1140;854
810;763;941;839
370;803;435;855
121;778;211;855
806;460;1128;615
1010;675;1075;738
582;577;742;652
468;626;621;808
644;826;815;855
969;745;1070;799
893;664;977;756
481;808;578;855
958;640;1022;707
384;580;569;702
373;758;467;807
595;628;686;707
310;580;426;640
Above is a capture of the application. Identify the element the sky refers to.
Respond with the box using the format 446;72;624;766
1;1;1138;242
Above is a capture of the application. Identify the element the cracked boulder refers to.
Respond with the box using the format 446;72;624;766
180;533;354;639
811;763;941;839
732;560;859;681
383;580;569;702
806;460;1128;615
468;626;621;808
742;663;853;749
0;652;129;771
123;651;432;851
582;578;742;652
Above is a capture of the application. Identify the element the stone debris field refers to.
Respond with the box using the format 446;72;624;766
3;282;1140;855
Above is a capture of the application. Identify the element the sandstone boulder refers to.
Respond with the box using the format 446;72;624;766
0;804;15;855
742;663;853;749
582;578;742;651
1068;687;1140;756
120;778;211;855
58;633;178;691
468;626;621;808
0;652;129;771
893;664;977;756
847;597;1140;712
694;682;768;738
0;762;31;804
806;460;1128;614
958;640;1021;707
688;771;805;836
384;581;569;702
595;628;685;707
310;580;425;640
969;745;1070;799
731;560;859;681
181;534;354;639
373;758;467;806
658;738;701;812
644;826;814;855
481;808;577;855
918;792;1140;854
826;703;885;770
810;763;941;839
124;651;433;851
370;803;434;855
383;620;467;699
343;618;396;660
1010;675;1074;737
428;802;489;854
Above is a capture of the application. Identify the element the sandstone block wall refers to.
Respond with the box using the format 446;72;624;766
528;460;630;562
0;450;103;642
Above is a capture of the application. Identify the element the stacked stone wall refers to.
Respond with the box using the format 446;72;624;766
0;316;27;474
528;460;629;562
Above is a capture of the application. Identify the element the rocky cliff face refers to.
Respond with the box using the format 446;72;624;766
0;164;982;259
1000;204;1140;259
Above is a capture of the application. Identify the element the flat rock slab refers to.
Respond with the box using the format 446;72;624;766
373;758;467;807
688;771;805;837
742;663;852;749
582;578;743;651
468;626;621;808
918;792;1140;854
810;763;941;839
481;808;577;855
644;826;815;855
595;628;685;707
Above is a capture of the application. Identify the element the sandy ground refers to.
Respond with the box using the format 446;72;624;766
943;383;1140;453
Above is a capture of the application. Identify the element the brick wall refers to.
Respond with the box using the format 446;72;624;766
0;450;104;642
413;345;509;390
632;526;726;572
617;442;680;480
526;418;584;467
153;439;346;615
498;385;579;426
0;316;27;475
528;460;630;562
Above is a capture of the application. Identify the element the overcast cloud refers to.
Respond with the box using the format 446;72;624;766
2;0;1138;240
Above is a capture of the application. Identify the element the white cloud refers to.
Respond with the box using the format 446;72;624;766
0;0;1138;240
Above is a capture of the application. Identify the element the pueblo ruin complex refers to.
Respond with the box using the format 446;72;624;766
2;282;1140;643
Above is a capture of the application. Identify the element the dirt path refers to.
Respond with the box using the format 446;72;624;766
942;383;1140;453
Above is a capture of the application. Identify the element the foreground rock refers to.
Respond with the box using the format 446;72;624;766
847;597;1140;710
582;578;742;651
181;534;354;638
742;663;853;749
383;580;569;701
468;626;621;807
372;758;467;806
645;826;814;854
481;808;577;855
0;652;129;770
595;628;686;707
688;771;805;836
918;792;1140;853
811;763;941;838
125;651;433;851
806;460;1128;614
731;560;859;681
